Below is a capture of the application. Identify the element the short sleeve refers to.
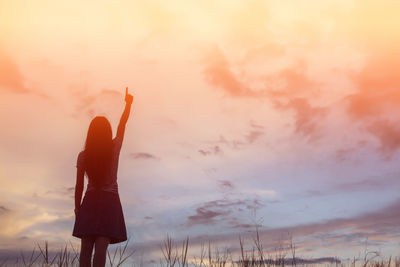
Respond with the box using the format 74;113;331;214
76;151;85;169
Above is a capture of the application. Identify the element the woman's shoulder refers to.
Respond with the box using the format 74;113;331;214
78;150;86;158
76;150;86;168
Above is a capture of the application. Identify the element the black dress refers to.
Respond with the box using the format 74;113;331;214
72;189;127;244
72;137;127;244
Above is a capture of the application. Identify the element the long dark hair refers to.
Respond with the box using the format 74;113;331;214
84;116;113;188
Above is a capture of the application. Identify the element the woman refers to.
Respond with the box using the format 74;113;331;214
72;87;133;267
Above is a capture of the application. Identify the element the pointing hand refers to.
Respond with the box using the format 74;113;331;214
125;87;134;105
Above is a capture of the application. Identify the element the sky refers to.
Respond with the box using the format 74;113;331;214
0;0;399;264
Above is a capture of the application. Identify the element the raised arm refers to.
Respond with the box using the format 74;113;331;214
74;167;85;216
116;87;134;142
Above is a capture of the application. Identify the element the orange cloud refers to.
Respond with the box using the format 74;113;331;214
267;60;320;100
241;43;286;63
346;50;400;120
0;49;28;93
274;98;327;142
203;45;263;97
343;47;400;156
203;46;328;141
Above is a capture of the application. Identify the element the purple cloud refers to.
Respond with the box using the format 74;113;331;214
129;152;160;160
186;198;265;227
198;145;222;156
218;180;234;190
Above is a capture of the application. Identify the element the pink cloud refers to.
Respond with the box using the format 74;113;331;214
245;130;264;144
366;120;400;159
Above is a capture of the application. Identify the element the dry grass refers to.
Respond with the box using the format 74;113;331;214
1;233;398;267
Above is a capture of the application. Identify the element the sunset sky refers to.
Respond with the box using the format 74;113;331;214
0;0;399;264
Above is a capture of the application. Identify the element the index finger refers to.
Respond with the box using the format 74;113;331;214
125;87;128;96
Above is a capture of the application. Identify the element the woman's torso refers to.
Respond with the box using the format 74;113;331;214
77;136;123;194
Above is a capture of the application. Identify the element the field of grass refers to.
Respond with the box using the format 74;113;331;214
1;233;398;267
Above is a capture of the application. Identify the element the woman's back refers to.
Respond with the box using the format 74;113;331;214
77;136;123;194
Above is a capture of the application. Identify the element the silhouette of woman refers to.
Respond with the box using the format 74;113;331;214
72;87;133;267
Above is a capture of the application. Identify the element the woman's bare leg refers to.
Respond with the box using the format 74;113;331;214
80;236;95;267
93;236;110;267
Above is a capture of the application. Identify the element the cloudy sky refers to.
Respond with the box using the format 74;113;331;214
0;0;399;264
